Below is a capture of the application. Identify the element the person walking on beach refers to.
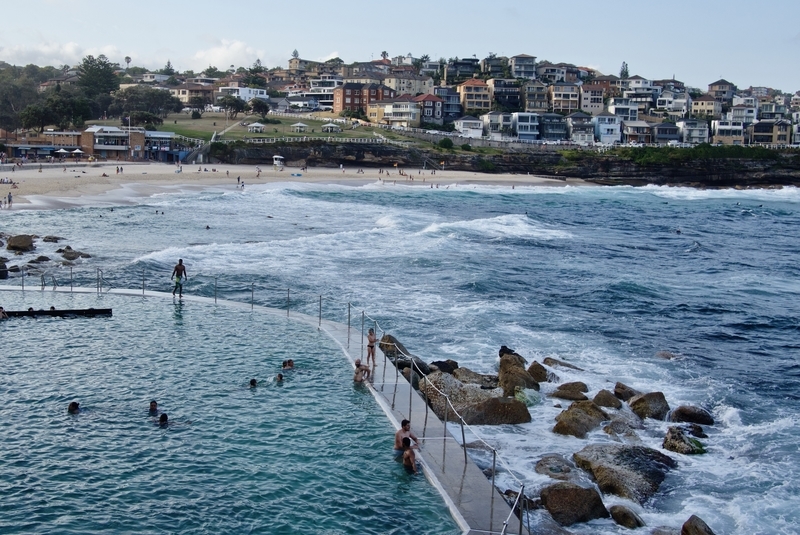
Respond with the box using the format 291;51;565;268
171;259;187;297
393;419;419;458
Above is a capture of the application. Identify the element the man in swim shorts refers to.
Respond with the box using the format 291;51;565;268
393;419;419;458
171;259;187;297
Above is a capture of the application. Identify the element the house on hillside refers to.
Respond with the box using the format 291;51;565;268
593;111;622;144
453;116;484;138
538;113;568;141
691;95;722;118
650;122;681;144
750;119;791;144
711;119;745;145
621;120;653;144
549;82;580;114
413;94;444;124
580;84;606;115
607;98;638;122
487;79;521;110
433;86;462;120
457;78;493;113
509;54;537;79
511;112;540;140
708;79;737;103
481;111;513;139
566;112;595;144
676;118;710;144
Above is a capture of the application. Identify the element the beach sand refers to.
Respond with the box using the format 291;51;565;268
1;162;588;210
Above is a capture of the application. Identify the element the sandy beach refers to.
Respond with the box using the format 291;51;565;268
0;161;588;210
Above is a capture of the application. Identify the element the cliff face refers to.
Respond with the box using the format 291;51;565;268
220;142;800;187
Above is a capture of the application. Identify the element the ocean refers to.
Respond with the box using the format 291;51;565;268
3;179;799;534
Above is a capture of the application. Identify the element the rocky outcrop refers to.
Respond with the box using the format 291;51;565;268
57;246;91;261
7;235;35;252
573;444;678;504
681;515;717;535
629;392;670;420
552;381;588;399
452;367;497;388
429;360;458;374
609;504;646;529
42;236;64;243
498;354;539;396
527;361;558;383
379;334;408;359
535;454;578;482
458;397;531;425
668;405;714;426
593;389;623;409
543;357;583;371
663;426;706;455
539;482;609;526
553;401;608;438
418;371;499;421
614;382;641;401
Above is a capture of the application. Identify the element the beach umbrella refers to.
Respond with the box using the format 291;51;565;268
55;148;69;154
72;149;84;153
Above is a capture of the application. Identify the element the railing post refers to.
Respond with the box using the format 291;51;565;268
408;361;414;421
287;288;290;316
21;268;24;291
361;311;365;359
518;484;525;535
347;303;351;348
491;449;497;530
442;400;448;470
70;266;73;292
318;295;322;327
460;418;467;464
214;277;218;303
251;283;254;310
142;268;145;295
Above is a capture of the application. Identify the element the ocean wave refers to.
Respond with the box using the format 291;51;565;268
419;213;572;240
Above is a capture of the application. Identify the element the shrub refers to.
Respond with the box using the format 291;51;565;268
191;110;202;119
438;138;454;149
461;144;472;151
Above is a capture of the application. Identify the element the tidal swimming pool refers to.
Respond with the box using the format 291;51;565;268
0;290;459;534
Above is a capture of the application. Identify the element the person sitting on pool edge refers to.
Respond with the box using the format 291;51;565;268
68;401;80;414
353;359;370;383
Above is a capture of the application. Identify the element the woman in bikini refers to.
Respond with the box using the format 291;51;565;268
367;328;376;366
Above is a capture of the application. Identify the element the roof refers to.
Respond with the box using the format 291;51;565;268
566;112;591;119
459;78;488;87
627;75;645;80
596;111;616;117
412;94;443;103
511;54;535;59
709;79;733;87
455;115;481;122
694;94;717;102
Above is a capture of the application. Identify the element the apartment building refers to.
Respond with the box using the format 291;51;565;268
580;84;606;115
549;82;580;114
457;78;493;112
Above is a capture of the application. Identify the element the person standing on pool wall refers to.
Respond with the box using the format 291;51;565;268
366;328;376;366
171;259;187;297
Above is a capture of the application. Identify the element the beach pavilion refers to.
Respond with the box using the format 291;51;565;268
291;122;308;133
321;123;342;133
247;122;265;133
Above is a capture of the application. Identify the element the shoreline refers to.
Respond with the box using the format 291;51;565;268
1;162;589;210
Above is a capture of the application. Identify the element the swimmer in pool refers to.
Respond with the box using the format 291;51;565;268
393;419;419;458
402;437;419;474
159;413;169;427
68;401;80;414
149;400;158;416
276;373;283;383
249;378;257;388
353;359;370;382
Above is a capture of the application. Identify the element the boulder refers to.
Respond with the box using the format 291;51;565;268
610;504;646;529
527;361;558;383
497;368;539;397
6;235;35;252
535;454;577;482
418;371;499;421
539;482;609;526
551;389;588;401
553;401;608;439
655;350;678;360
429;360;458;374
593;389;623;409
558;381;588;392
458;397;531;425
652;528;680;535
663;426;706;455
614;382;641;401
401;367;421;390
668;405;714;426
62;250;82;261
543;357;584;371
42;236;64;243
573;444;678;505
681;515;717;535
452;367;498;389
499;352;527;372
379;334;409;359
684;423;708;438
629;392;670;421
0;262;7;280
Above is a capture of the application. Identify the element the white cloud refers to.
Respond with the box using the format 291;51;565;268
316;51;340;62
0;42;128;68
190;39;265;71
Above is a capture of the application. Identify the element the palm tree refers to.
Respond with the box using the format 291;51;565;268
381;51;389;61
124;56;131;71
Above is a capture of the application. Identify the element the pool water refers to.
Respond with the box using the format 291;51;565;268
0;291;460;535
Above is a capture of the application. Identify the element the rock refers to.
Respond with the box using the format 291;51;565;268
551;389;588;401
429;360;458;374
401;367;421;390
573;444;678;504
8;265;20;272
668;405;714;426
62;250;82;261
458;397;531;425
663;426;706;455
684;423;708;438
0;263;7;279
80;252;92;258
535;454;577;481
610;504;646;529
379;334;408;359
451;367;498;389
539;482;609;526
527;361;558;383
558;381;588;392
499;352;527;372
419;371;499;421
655;350;678;359
681;515;717;535
553;401;609;438
42;236;64;243
629;392;670;421
652;528;680;535
6;235;35;252
28;255;51;264
497;368;539;397
614;382;641;401
543;357;584;371
594;389;623;409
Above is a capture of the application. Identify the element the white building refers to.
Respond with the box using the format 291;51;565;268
656;90;691;116
592;111;621;144
217;86;268;102
288;75;343;108
142;73;171;83
676;119;710;144
510;112;540;140
481;111;512;139
454;116;484;138
607;98;638;122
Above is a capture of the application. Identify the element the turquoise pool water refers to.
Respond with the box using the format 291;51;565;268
0;290;459;534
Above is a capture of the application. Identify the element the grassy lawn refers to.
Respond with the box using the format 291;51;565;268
87;111;422;145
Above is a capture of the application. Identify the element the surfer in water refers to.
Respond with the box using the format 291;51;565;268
171;259;187;297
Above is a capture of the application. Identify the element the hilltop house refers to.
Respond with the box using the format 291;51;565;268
708;79;737;103
691;95;722;118
593;111;622;144
565;112;595;144
676;118;710;144
457;78;493;113
511;112;540;140
453;116;484;138
580;84;606;115
509;55;537;79
549;82;580;114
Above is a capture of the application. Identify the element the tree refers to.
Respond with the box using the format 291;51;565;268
165;76;181;86
250;98;270;121
292;49;299;59
124;56;131;70
45;89;91;130
203;65;225;78
219;94;246;119
159;60;176;76
126;111;163;127
413;54;430;73
20;104;52;133
78;54;119;98
381;51;389;61
619;61;629;80
188;96;208;115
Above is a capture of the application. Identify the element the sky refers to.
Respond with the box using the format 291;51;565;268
1;0;799;92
